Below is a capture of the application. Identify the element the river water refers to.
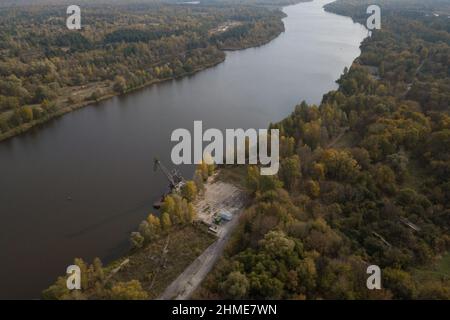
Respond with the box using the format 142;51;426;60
0;0;367;299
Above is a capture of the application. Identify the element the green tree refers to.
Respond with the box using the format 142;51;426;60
296;257;317;295
320;149;360;181
73;258;89;290
260;230;295;259
305;179;320;198
0;96;19;111
113;76;127;94
92;257;104;283
34;85;54;103
138;221;151;242
374;165;396;194
0;118;9;133
279;155;301;190
42;277;71;300
130;232;144;249
19;106;33;123
303;121;321;149
259;175;283;193
383;267;416;299
220;271;249;299
246;166;260;194
109;280;148;300
311;162;325;180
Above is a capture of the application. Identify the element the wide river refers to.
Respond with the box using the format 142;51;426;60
0;0;367;299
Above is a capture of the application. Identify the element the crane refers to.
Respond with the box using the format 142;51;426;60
153;158;185;191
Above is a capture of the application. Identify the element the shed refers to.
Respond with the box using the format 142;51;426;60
219;210;233;221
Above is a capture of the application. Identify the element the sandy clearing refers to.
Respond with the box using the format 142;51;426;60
159;176;245;299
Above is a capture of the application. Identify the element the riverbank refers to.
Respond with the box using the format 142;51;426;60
42;169;246;299
1;0;369;299
42;222;217;300
160;174;246;299
219;14;286;51
193;0;450;300
0;5;298;143
0;55;226;143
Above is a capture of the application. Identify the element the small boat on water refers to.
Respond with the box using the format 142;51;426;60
153;194;166;209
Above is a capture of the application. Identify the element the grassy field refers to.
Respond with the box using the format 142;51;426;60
215;165;248;189
107;223;215;299
414;252;450;282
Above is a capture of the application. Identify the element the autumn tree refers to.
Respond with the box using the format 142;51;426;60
279;155;301;190
193;169;205;193
305;179;320;198
113;76;127;94
383;267;416;299
161;212;172;230
246;165;260;194
320;149;360;182
198;162;210;181
187;203;197;222
147;214;161;235
130;232;144;249
161;195;175;215
374;165;396;194
182;180;197;202
109;280;148;300
220;271;249;299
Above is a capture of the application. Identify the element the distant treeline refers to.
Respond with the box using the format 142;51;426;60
196;0;450;300
0;1;287;140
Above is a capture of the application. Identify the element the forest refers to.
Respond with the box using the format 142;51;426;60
0;0;291;141
40;0;449;300
193;0;450;299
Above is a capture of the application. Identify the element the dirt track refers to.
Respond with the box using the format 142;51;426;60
159;178;245;300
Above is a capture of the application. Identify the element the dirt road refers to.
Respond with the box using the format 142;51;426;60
159;179;245;300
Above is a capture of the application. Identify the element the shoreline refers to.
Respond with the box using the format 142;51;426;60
0;20;291;144
0;1;316;144
0;56;226;143
47;1;369;299
23;0;367;299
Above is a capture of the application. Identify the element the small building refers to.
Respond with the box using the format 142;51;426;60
208;226;218;234
214;216;222;225
219;210;233;221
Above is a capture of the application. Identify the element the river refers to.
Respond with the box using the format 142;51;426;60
0;0;367;299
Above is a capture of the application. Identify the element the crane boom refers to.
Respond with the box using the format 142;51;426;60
153;158;184;189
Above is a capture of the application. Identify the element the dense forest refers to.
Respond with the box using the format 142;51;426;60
40;0;449;300
194;0;450;299
0;0;292;141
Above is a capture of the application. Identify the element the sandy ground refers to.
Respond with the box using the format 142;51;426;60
196;177;243;228
159;177;245;300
